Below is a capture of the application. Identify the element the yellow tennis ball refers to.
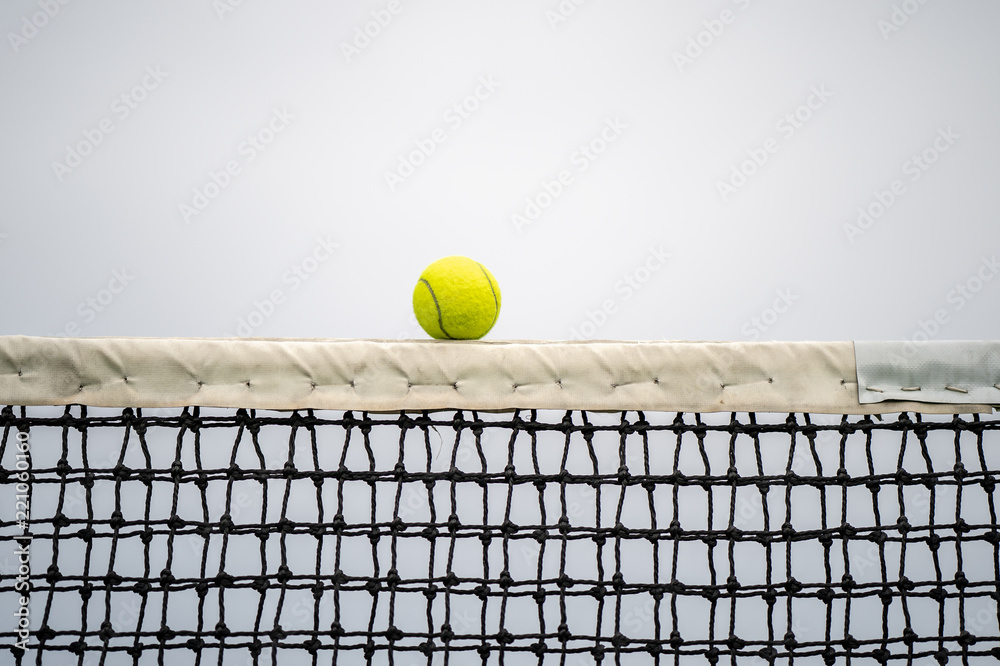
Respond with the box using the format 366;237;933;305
413;256;501;340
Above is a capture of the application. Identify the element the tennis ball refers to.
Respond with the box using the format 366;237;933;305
413;256;501;340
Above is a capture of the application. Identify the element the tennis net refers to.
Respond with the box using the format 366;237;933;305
0;337;998;665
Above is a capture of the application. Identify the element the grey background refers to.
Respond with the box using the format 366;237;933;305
0;0;997;343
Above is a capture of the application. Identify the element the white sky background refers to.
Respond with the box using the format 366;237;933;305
0;0;997;343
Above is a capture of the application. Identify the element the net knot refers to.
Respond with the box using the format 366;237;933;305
167;514;185;530
159;569;175;588
871;648;890;664
386;569;400;589
213;622;230;639
927;533;941;551
727;635;746;651
419;640;436;656
501;519;518;536
283;462;297;477
840;522;856;537
668;630;682;648
668;520;682;538
311;471;324;487
589;585;606;599
896;516;910;533
557;516;571;534
228;464;244;480
531;641;547;656
185;637;205;652
276;565;292;584
156;625;176;642
170;461;184;479
113;465;131;480
330;621;345;637
816;587;834;603
448;514;461;533
216;572;234;588
52;512;71;529
868;529;888;545
219;514;234;533
878;586;893;605
840;574;855;591
496;629;514;645
781;522;795;539
706;646;721;664
934;648;950;664
982;475;996;492
758;647;778;662
332;514;346;533
422;525;439;540
701;586;720;601
841;634;860;650
269;626;287;641
958;630;976;646
954;571;968;589
897;576;915;593
104;571;122;587
45;564;61;583
726;575;740;592
439;623;453;642
783;631;797;649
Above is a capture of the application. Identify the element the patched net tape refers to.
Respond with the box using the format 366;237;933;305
0;336;995;414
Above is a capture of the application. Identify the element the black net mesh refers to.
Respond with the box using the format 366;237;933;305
1;405;999;665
